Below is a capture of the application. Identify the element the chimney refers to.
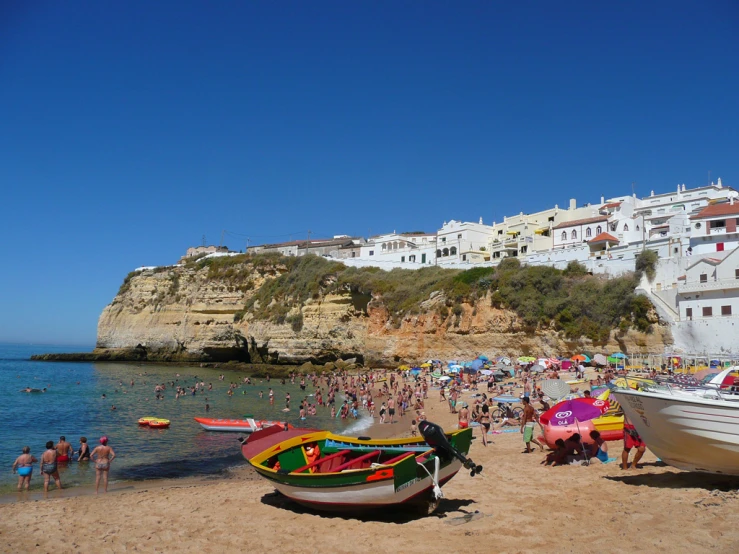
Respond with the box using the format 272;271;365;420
479;216;483;224
600;196;605;204
569;198;576;210
731;196;735;206
650;190;654;196
682;184;686;192
718;177;723;188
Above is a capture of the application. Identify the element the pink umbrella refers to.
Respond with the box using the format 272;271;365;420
540;399;603;427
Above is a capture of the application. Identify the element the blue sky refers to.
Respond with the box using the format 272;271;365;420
1;1;738;345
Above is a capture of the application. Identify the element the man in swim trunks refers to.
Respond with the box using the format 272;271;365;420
520;397;543;453
12;446;37;491
622;416;646;470
56;436;73;462
91;436;116;494
387;397;396;424
40;441;62;492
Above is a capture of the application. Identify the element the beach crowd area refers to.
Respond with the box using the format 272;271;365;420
2;366;739;554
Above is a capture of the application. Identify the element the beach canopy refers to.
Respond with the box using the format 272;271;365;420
593;354;608;366
438;376;452;381
448;367;460;374
420;362;432;368
607;356;623;364
541;379;570;401
540;399;603;426
480;369;493;376
610;352;627;359
574;397;611;414
529;364;546;373
471;359;484;370
398;365;410;370
496;356;511;365
477;355;489;362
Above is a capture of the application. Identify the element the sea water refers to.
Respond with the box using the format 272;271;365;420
0;343;371;495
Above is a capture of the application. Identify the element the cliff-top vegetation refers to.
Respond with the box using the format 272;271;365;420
179;252;657;344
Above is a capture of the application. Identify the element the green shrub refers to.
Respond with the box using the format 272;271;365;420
635;249;658;281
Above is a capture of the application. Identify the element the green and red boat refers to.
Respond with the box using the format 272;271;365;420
241;421;481;514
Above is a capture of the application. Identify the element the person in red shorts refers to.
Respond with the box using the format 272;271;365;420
622;416;646;469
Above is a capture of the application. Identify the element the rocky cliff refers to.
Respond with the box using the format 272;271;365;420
90;256;673;366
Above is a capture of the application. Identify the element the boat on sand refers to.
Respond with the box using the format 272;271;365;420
241;421;481;514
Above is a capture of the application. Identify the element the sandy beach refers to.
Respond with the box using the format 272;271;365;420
2;376;739;554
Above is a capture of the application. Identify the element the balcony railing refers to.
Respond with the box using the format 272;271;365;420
678;278;739;294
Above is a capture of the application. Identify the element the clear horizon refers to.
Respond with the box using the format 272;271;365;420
1;1;738;344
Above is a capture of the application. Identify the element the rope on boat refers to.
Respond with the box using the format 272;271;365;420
416;456;443;500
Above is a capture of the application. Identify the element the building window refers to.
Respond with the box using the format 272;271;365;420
443;248;449;256
450;246;457;255
571;230;577;240
401;256;405;262
462;254;467;261
457;234;462;239
561;231;567;240
717;243;724;252
409;255;415;262
586;228;592;238
381;243;386;250
369;251;374;256
596;225;602;234
351;252;356;258
441;237;446;243
686;307;692;320
722;305;732;316
636;225;640;231
703;306;713;317
735;269;739;279
700;274;707;283
436;249;442;258
623;224;629;232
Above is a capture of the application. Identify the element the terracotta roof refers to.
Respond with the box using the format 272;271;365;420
690;202;739;220
677;275;686;280
552;215;609;230
602;202;622;209
588;232;619;244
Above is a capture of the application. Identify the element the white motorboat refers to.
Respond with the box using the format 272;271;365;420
613;385;739;475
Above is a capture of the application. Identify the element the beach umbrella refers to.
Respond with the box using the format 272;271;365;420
610;352;627;359
420;362;432;368
398;365;410;371
593;354;608;366
541;379;570;401
478;355;489;362
530;364;546;373
449;364;462;371
471;359;484;370
571;354;590;363
448;367;460;374
573;397;610;414
410;368;421;375
693;368;714;381
438;376;452;381
539;399;603;427
518;356;536;363
457;401;469;408
607;356;624;365
480;369;493;376
431;371;442;379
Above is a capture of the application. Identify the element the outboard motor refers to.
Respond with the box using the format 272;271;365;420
418;420;483;477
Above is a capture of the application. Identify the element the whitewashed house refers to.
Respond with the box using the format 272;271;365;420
688;198;739;256
676;246;739;321
358;232;437;265
436;219;493;264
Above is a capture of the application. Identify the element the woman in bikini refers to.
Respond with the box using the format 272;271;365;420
78;437;91;461
12;446;37;491
40;441;62;492
91;436;116;494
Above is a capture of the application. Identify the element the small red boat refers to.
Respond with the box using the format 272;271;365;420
194;417;292;433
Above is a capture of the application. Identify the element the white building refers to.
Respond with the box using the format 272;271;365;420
358;232;437;265
676;247;739;321
688;198;739;256
436;219;493;264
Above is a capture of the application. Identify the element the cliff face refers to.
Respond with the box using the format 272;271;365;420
95;261;672;366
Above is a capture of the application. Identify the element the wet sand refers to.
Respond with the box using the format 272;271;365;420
2;379;739;553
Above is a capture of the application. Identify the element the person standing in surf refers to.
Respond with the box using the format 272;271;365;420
91;436;116;494
12;446;37;491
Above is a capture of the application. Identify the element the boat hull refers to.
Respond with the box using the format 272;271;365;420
614;389;739;475
194;417;288;433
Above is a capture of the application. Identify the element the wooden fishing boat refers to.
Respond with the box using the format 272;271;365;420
241;421;480;514
194;417;291;433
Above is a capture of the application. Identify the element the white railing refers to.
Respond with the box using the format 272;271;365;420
678;278;739;293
